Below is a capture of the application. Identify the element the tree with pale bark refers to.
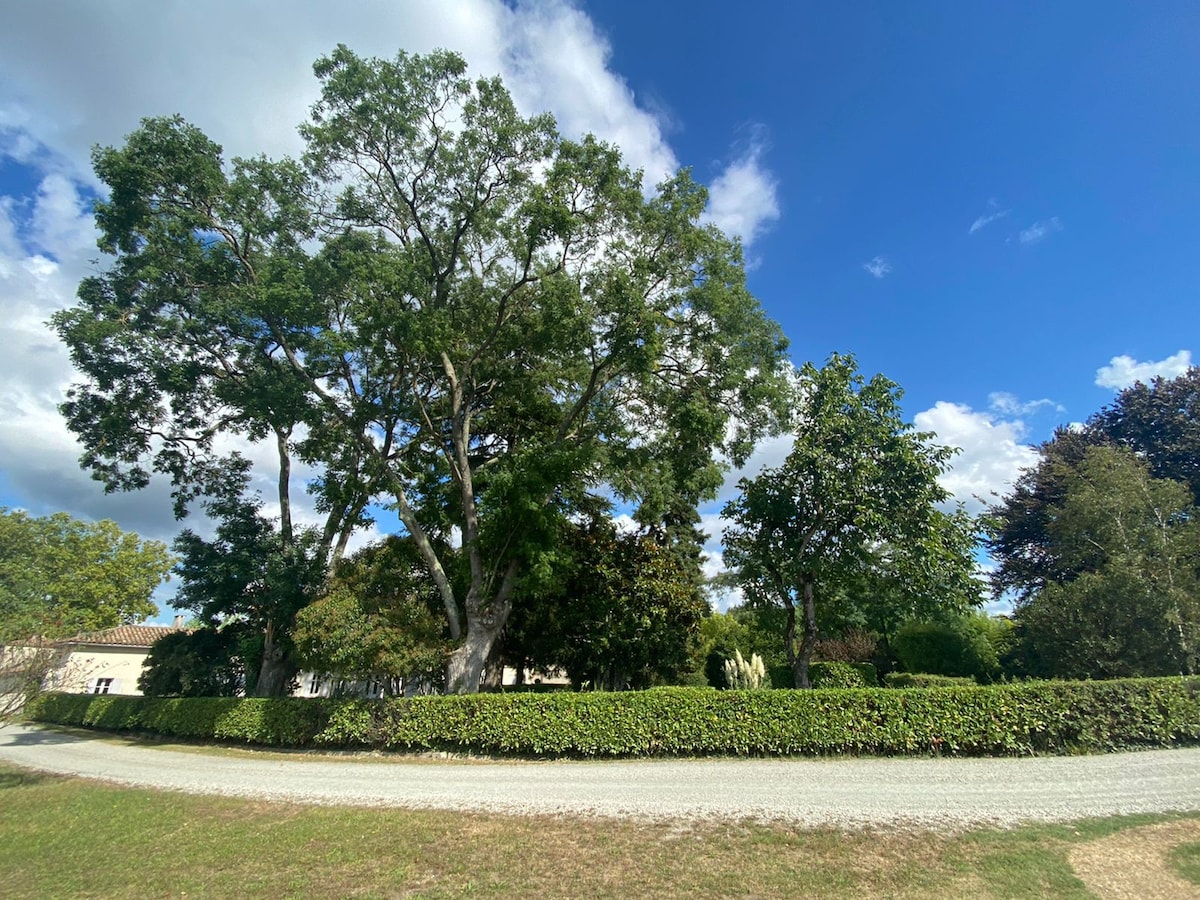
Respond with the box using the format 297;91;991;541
53;46;789;693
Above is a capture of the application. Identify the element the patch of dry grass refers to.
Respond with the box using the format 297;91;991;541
2;763;1198;898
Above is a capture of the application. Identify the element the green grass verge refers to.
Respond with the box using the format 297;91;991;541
2;763;1197;899
1169;840;1200;884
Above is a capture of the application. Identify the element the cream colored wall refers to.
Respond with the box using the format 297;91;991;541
47;646;152;696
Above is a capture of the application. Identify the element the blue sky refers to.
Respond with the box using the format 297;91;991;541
0;1;1196;616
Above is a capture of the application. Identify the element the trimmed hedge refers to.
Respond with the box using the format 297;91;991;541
28;677;1200;758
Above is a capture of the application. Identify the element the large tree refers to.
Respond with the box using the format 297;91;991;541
722;354;982;688
989;367;1200;601
171;475;329;696
0;508;171;644
0;509;172;717
1011;445;1200;678
54;47;789;693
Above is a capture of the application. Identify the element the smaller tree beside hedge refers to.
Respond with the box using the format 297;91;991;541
138;627;250;697
892;615;1005;683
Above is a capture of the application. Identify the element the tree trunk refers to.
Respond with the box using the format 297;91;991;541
792;579;818;689
255;622;295;697
446;620;505;694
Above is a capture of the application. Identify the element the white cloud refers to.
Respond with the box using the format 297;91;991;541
987;391;1064;416
703;136;780;248
914;402;1039;515
968;202;1009;235
1094;350;1193;390
2;0;802;579
0;1;688;193
862;256;892;279
1017;216;1062;245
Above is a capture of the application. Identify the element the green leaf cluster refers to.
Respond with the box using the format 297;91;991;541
0;508;171;644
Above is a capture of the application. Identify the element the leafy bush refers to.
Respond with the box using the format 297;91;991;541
138;627;248;697
893;616;1002;682
884;672;977;688
810;661;877;688
28;677;1200;758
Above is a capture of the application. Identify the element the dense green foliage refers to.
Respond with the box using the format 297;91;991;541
807;661;878;688
989;368;1200;602
173;485;330;695
0;508;171;644
54;46;789;694
137;627;250;698
892;614;1008;683
1001;445;1200;679
31;678;1200;757
504;520;708;689
293;537;449;691
722;354;982;688
883;672;978;688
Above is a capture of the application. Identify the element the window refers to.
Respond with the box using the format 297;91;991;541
92;678;114;695
307;674;323;696
365;678;382;699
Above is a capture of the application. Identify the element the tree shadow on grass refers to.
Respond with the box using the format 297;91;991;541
0;768;53;789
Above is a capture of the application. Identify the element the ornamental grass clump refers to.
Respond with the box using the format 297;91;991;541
724;650;768;690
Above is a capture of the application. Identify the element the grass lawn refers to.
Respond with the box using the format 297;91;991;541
1;762;1197;898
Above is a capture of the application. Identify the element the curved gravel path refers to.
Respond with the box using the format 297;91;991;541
3;724;1200;828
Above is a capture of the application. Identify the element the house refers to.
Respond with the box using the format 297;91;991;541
42;621;189;696
5;619;568;703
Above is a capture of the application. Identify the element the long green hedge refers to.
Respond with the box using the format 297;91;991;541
27;678;1200;758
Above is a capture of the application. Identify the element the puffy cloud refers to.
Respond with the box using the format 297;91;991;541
703;137;780;248
862;255;892;279
1094;350;1193;390
914;401;1038;514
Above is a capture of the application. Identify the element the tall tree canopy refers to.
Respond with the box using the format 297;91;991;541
53;46;789;693
989;367;1200;601
0;508;171;644
1010;445;1200;678
722;354;981;688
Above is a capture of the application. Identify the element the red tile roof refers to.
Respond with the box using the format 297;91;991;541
69;624;186;648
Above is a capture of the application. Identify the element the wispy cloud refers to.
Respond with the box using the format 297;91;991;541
863;255;892;279
968;199;1009;235
988;392;1065;416
1095;350;1193;389
1017;216;1063;245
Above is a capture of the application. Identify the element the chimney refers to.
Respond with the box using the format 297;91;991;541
173;615;186;629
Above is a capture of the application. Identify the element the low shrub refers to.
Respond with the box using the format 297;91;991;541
810;661;878;688
27;677;1200;758
884;672;977;688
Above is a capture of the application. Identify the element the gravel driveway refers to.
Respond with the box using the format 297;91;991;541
3;723;1200;829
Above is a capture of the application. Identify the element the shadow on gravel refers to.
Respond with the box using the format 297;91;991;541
0;726;81;747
